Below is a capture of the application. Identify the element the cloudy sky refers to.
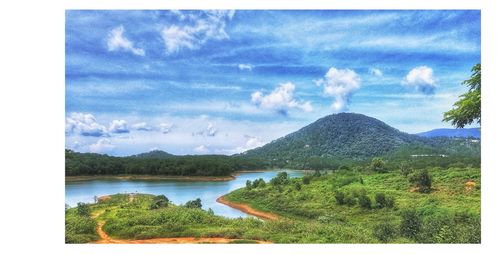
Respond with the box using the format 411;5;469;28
65;10;480;156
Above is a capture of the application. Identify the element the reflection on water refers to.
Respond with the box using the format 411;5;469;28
65;170;304;218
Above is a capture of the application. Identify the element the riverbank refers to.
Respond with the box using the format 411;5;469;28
216;195;279;220
66;174;235;182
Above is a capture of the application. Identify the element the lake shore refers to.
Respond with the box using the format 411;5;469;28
216;195;279;220
66;174;235;182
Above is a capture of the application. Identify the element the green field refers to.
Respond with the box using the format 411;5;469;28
66;165;480;243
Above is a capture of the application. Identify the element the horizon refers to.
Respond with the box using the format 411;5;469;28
65;10;480;156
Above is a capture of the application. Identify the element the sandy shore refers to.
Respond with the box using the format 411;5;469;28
66;174;235;182
216;195;279;220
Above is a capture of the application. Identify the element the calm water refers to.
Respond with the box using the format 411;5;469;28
65;170;304;218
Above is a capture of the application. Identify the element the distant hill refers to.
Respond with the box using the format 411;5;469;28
129;150;175;158
416;128;480;139
242;113;480;162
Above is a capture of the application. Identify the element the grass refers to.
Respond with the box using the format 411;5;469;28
65;166;480;243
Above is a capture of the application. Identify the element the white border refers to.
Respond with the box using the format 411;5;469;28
1;0;498;254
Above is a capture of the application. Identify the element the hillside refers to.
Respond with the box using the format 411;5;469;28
129;150;175;158
242;113;480;162
416;128;480;139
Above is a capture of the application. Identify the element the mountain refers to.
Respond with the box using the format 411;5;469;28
416;128;480;139
129;150;175;158
242;113;480;161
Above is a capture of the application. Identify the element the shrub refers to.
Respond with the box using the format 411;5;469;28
302;175;312;184
334;191;345;205
409;169;432;193
345;195;356;206
375;193;386;208
358;194;372;209
185;198;202;209
150;195;169;209
246;180;252;190
295;182;302;191
385;196;395;209
339;165;350;171
400;161;413;177
271;172;290;186
370;157;388;173
76;202;90;217
400;209;422;240
373;222;398;243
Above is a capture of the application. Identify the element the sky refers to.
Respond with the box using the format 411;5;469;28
65;10;481;156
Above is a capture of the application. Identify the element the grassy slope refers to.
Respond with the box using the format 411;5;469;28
225;166;480;243
65;166;480;243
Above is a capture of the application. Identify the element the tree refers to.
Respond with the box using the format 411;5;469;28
270;172;289;186
246;180;252;190
373;222;398;243
76;202;90;217
399;161;413;177
302;175;312;184
375;193;387;208
400;209;422;240
150;195;169;209
370;157;388;173
358;194;372;209
443;64;481;128
335;191;345;205
409;169;432;193
185;198;202;209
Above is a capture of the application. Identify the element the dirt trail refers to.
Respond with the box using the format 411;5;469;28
216;196;279;220
92;195;271;244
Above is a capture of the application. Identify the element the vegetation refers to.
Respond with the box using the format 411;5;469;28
444;63;481;128
409;169;432;193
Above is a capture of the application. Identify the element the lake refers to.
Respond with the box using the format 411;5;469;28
65;170;304;218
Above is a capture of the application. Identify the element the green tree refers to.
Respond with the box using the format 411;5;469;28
399;161;413;177
373;222;398;243
400;209;422;240
150;195;169;209
409;169;432;193
185;198;202;209
370;157;388;173
246;180;252;190
335;191;345;205
443;64;481;128
358;194;372;209
76;202;90;217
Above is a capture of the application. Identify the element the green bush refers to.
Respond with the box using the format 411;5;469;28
334;191;345;205
302;175;312;184
76;202;90;217
370;157;388;173
409;169;432;193
150;195;169;209
345;194;356;207
185;198;202;209
400;209;422;240
358;194;372;209
246;180;252;190
271;172;290;186
373;222;398;243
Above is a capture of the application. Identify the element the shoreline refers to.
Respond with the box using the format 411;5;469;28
66;174;235;182
216;195;279;221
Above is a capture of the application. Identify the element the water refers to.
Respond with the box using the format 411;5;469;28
65;170;304;218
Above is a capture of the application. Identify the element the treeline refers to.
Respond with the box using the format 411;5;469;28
65;150;266;176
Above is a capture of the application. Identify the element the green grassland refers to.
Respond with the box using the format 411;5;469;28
65;165;480;244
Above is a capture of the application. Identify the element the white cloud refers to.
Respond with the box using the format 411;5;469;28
369;68;383;77
89;138;115;154
238;64;253;71
108;120;129;133
317;67;361;112
161;10;234;54
131;122;153;131
193;123;218;137
160;123;174;134
65;112;107;137
402;66;437;95
251;82;313;115
194;145;210;154
107;26;145;56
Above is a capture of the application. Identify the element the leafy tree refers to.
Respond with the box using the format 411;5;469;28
246;180;252;190
375;193;387;209
443;64;481;128
207;208;215;215
150;195;169;209
358;194;372;209
295;182;302;191
400;209;422;240
270;172;289;186
185;198;202;209
302;175;312;184
373;222;398;243
370;157;388;173
76;202;90;217
334;191;345;205
409;169;432;193
399;161;413;177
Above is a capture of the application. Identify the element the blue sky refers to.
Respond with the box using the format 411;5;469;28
65;10;480;156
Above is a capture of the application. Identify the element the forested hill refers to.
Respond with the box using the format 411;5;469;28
416;128;480;139
129;150;174;158
241;113;480;162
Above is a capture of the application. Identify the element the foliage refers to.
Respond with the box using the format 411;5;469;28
184;198;202;209
65;208;98;243
150;195;169;209
399;161;413;177
270;172;290;186
302;175;312;184
444;64;481;128
358;194;372;209
246;180;252;190
370;157;388;173
400;209;422;240
76;202;90;217
409;169;432;193
373;222;398;243
335;191;345;205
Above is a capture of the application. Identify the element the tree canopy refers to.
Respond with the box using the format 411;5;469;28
443;64;481;128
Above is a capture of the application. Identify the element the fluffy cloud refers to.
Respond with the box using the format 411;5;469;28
194;145;210;154
161;10;234;54
369;68;383;77
108;120;129;133
238;64;253;71
193;123;218;137
316;67;361;112
107;26;145;56
251;82;313;115
402;66;437;95
131;122;153;131
89;138;115;154
65;113;107;137
160;123;174;134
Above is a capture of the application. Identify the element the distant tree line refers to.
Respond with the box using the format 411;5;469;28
65;149;266;176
